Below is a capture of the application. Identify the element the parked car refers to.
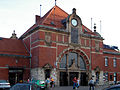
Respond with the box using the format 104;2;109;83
10;83;40;90
35;80;46;90
104;84;120;90
0;80;11;89
29;79;46;90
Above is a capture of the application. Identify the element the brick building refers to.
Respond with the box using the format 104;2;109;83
0;5;120;86
0;31;30;85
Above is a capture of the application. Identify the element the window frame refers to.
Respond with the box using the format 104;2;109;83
105;57;108;67
114;72;117;81
106;72;108;81
113;58;117;67
59;54;67;69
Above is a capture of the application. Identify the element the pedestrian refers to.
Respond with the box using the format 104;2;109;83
77;78;80;88
72;77;77;89
50;77;54;88
46;78;50;88
88;78;94;90
27;79;30;82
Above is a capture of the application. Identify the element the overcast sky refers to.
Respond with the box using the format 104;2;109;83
0;0;120;48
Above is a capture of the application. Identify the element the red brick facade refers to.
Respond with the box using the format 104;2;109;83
0;5;120;86
20;5;120;85
0;38;30;85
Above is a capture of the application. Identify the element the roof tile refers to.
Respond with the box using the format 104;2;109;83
0;38;29;56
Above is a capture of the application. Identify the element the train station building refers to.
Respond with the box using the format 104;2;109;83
0;5;120;86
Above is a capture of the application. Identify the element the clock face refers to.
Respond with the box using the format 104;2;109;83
71;19;78;26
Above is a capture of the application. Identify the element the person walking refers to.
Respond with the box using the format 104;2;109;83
77;78;80;88
72;77;77;89
88;78;95;90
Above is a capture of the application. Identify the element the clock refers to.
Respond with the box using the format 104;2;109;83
71;19;78;26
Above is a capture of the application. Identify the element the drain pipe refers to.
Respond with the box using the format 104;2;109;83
89;36;92;79
30;35;32;80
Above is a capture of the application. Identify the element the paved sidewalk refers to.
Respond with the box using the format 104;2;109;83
46;85;108;90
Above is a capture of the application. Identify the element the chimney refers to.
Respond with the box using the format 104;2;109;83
35;15;41;24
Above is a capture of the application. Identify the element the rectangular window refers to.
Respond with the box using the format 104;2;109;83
105;57;108;66
103;72;108;81
114;73;117;83
113;58;117;67
103;73;106;81
71;27;78;44
106;72;108;81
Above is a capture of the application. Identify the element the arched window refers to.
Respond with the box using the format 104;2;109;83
68;52;78;67
59;52;86;70
60;54;67;69
80;56;86;70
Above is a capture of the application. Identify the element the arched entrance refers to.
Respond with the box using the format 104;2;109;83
58;49;90;86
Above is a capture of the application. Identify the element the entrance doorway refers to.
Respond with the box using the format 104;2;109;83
59;71;88;86
69;72;79;86
9;68;23;86
9;72;23;86
80;72;88;86
96;72;99;84
45;69;50;79
60;72;68;86
59;51;89;86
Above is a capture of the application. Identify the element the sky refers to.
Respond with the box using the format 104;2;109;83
0;0;120;48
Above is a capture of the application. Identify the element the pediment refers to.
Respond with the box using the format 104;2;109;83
94;66;101;72
43;63;52;69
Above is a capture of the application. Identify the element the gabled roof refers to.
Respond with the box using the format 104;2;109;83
41;5;69;28
20;5;69;38
0;38;29;57
20;5;101;39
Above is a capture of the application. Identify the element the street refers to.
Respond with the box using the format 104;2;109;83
46;85;108;90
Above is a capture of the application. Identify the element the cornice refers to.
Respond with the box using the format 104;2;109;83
0;54;31;58
20;25;69;39
103;51;120;55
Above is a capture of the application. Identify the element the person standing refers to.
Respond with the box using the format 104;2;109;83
50;77;54;88
46;78;50;88
88;78;94;90
72;77;77;89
